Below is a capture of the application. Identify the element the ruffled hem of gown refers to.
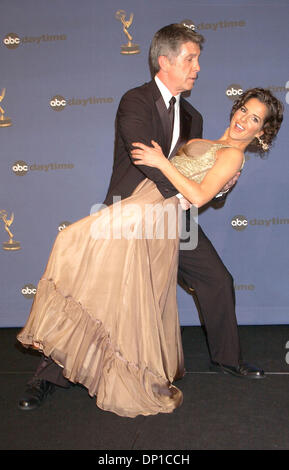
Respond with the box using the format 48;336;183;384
17;278;184;418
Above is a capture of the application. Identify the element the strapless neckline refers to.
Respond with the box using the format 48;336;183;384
171;139;245;184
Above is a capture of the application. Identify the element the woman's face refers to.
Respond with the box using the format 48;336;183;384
229;97;269;144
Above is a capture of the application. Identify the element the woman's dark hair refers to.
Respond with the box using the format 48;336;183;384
230;88;284;155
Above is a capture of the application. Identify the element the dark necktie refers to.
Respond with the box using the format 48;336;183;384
168;96;176;140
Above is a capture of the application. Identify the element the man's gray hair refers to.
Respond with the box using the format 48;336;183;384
149;23;205;76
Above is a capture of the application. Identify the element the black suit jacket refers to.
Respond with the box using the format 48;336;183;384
104;80;203;206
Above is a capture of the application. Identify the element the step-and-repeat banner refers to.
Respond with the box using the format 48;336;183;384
1;0;288;327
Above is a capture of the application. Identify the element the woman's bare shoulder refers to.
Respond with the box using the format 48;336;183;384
217;146;244;157
215;146;244;167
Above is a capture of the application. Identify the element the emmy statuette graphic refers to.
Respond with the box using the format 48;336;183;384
115;10;140;54
0;88;12;127
0;210;21;250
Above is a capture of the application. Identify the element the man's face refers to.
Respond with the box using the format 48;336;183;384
165;41;201;95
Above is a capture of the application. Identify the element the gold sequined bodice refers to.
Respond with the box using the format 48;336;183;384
171;140;244;183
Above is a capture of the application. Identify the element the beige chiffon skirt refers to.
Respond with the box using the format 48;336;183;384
17;179;185;418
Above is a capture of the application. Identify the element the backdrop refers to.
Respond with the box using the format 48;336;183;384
1;0;288;327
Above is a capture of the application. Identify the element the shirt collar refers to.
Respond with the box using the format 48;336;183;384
154;76;180;109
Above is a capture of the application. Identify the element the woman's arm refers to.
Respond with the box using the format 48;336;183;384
131;141;244;208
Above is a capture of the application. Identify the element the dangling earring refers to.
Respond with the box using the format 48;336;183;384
257;136;269;151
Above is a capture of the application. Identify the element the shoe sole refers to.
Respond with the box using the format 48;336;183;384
210;364;266;379
18;388;55;411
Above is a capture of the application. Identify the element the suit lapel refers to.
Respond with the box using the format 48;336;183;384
149;80;173;157
149;81;195;159
169;98;193;158
155;96;172;157
180;98;194;144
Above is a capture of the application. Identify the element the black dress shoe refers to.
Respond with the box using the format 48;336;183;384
18;378;55;410
210;361;265;379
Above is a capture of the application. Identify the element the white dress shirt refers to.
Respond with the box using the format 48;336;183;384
154;76;227;201
154;76;180;157
154;76;183;199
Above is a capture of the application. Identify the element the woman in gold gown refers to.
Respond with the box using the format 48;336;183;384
17;88;283;417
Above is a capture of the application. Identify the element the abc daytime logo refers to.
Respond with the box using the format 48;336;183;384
12;161;28;176
196;20;246;32
3;33;20;49
50;95;114;111
231;215;248;231
231;215;289;231
50;95;67;111
3;33;66;49
226;84;243;100
21;284;37;299
12;160;74;175
234;283;255;291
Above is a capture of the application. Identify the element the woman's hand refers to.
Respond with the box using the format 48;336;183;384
131;140;168;170
219;171;240;192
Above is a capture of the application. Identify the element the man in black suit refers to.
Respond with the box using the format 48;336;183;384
104;23;264;376
19;23;264;411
